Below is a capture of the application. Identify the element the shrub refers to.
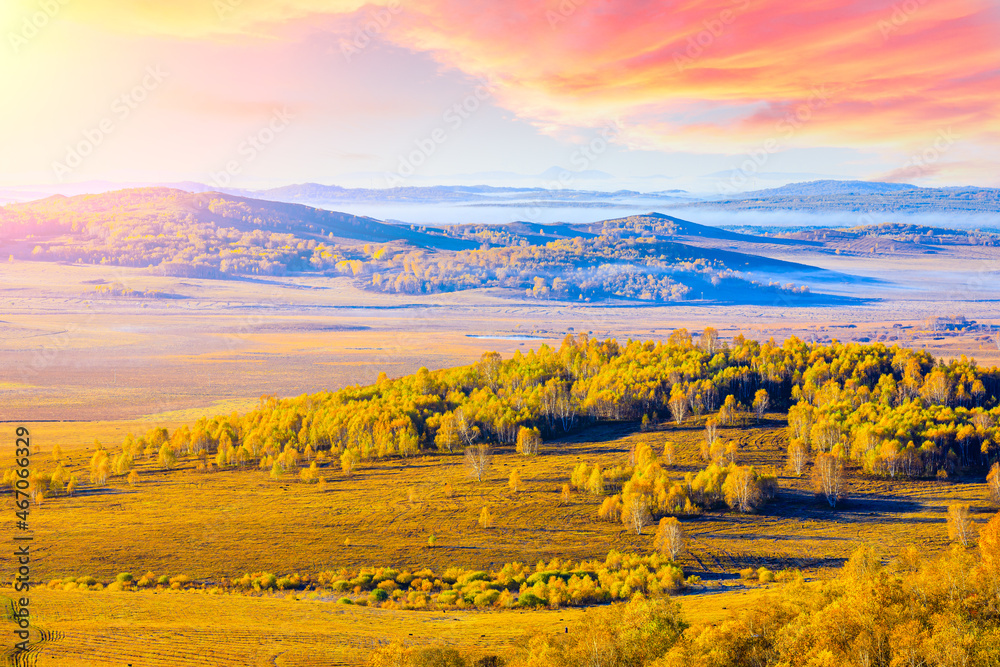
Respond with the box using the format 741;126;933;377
508;469;522;492
473;590;500;607
411;647;468;667
598;495;622;522
518;592;547;607
757;567;775;583
337;597;353;604
116;572;134;583
775;568;803;583
369;588;389;602
739;568;756;580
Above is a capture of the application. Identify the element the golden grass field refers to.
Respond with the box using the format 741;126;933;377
9;415;993;582
2;260;1000;664
0;584;772;666
1;410;995;664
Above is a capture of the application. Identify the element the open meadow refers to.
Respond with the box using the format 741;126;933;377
2;242;1000;665
2;402;996;664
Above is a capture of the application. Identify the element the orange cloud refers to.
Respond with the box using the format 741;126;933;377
379;0;1000;154
13;0;997;160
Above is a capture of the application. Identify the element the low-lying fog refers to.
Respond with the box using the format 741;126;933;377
303;200;1000;231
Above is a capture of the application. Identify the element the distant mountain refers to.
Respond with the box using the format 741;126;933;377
745;180;919;196
681;180;1000;214
218;183;689;208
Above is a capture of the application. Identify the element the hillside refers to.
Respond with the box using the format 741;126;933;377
0;188;473;278
0;188;848;304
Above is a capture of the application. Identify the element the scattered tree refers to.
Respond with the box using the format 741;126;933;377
722;465;762;513
508;469;522;493
786;439;809;476
586;465;605;495
465;444;491;483
622;493;652;535
158;443;176;470
752;389;770;421
947;503;974;548
654;517;685;560
702;419;720;461
598;495;622;522
812;453;845;508
478;506;494;528
515;426;541;456
662;441;675;466
341;448;359;476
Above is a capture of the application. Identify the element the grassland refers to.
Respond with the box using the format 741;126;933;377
3;260;999;423
1;583;777;666
3;249;1000;664
2;404;995;664
8;415;992;582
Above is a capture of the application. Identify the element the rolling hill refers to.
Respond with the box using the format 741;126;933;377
0;188;863;304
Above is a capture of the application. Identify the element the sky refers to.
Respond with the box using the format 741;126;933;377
0;0;997;193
